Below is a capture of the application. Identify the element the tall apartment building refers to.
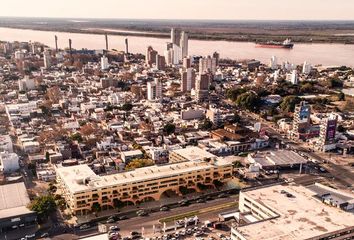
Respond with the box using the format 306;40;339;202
168;28;188;64
318;114;338;152
269;56;277;70
195;73;211;102
56;159;233;215
199;56;217;74
292;101;311;140
302;61;312;74
147;78;162;101
101;56;109;70
43;49;52;69
156;54;166;71
231;184;354;240
146;46;158;66
180;31;189;58
180;68;196;92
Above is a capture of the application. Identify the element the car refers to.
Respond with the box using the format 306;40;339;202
110;225;120;231
130;231;141;236
25;233;36;239
160;206;169;211
186;229;192;235
196;198;206;203
119;216;129;220
178;200;189;206
107;218;116;223
193;231;204;237
79;224;90;230
137;210;148;216
40;233;49;237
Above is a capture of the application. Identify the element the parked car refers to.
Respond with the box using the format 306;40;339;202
109;225;120;231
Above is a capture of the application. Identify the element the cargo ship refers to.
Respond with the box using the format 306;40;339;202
256;38;294;49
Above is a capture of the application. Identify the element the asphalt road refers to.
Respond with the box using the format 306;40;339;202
76;195;239;238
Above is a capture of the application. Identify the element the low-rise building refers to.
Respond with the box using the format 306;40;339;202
120;150;144;164
169;146;217;163
56;159;233;215
231;184;354;240
0;182;37;232
0;152;19;173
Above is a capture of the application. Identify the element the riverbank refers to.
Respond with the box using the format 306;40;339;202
1;25;354;45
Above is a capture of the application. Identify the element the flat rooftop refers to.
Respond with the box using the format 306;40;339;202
248;150;307;168
171;146;216;161
236;184;354;240
0;182;34;219
56;159;231;194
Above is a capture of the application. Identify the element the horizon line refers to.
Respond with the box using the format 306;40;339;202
1;16;354;22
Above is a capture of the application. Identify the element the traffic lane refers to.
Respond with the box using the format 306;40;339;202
77;196;238;237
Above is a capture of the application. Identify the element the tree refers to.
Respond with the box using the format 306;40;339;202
70;132;83;142
125;159;154;171
29;195;57;221
226;88;247;101
327;78;343;88
338;92;345;101
280;95;300;113
235;92;261;112
91;202;101;212
163;123;176;135
200;119;213;130
120;103;133;111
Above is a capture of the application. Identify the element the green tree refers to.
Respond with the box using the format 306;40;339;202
125;159;154;171
280;95;300;113
163;123;176;135
29;195;57;221
91;202;101;212
235;92;261;112
70;132;83;142
200;119;213;130
120;103;133;111
338;92;345;101
327;78;343;88
226;88;247;101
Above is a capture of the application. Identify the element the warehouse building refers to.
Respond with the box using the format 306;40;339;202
231;184;354;240
0;182;37;233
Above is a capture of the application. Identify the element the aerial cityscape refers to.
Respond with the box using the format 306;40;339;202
0;1;354;240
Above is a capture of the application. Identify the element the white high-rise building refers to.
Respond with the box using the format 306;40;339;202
43;50;51;69
172;44;182;65
180;68;196;92
270;56;278;70
180;31;189;58
147;78;162;101
302;61;312;74
101;56;109;70
164;49;174;65
290;70;298;84
199;56;217;74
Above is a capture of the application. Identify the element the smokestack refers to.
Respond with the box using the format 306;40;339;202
105;34;109;51
125;38;129;54
55;35;58;52
69;39;73;64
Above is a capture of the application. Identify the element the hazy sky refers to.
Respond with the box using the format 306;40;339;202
1;0;354;20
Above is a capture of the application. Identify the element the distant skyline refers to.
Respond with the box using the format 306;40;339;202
1;0;354;20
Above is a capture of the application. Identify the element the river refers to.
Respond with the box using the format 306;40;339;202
1;27;354;67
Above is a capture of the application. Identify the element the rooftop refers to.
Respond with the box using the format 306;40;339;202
0;182;34;219
248;150;307;168
56;159;231;194
236;184;354;240
171;146;217;161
